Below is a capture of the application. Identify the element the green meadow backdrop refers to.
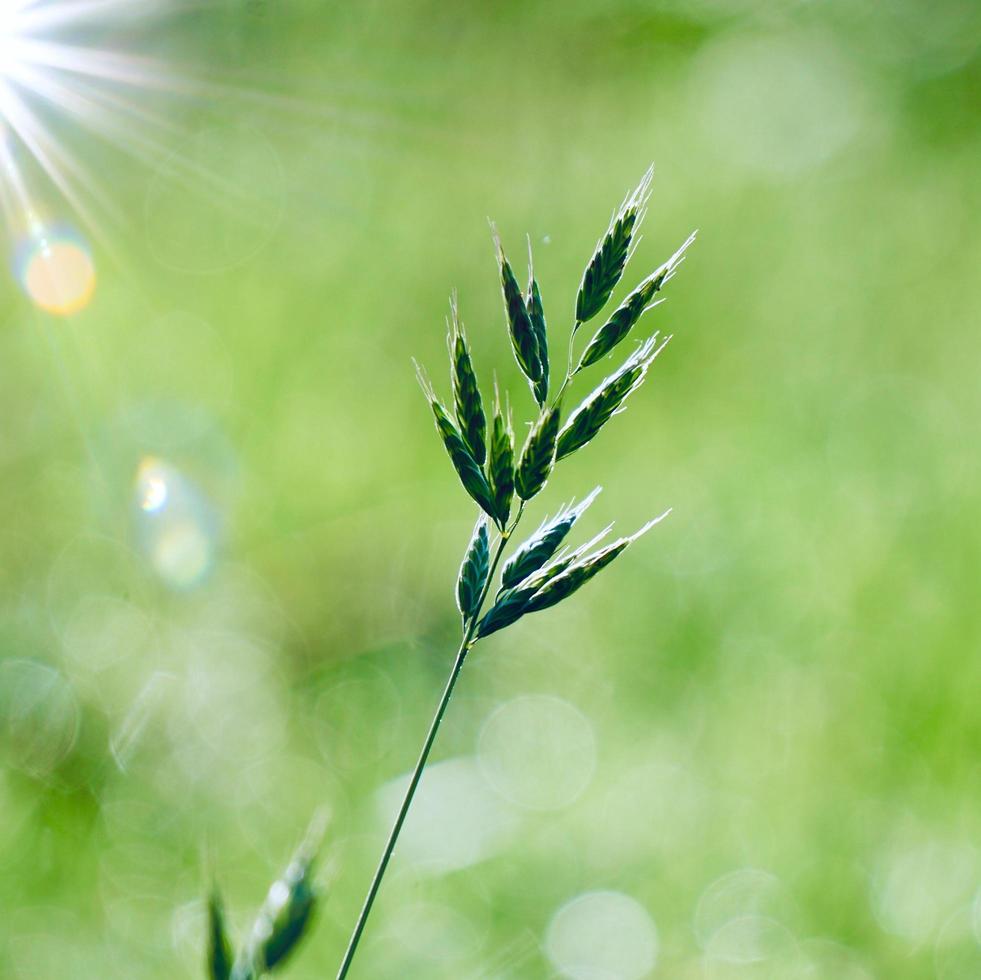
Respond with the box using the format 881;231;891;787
1;1;979;977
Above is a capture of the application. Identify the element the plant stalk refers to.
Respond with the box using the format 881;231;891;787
334;517;518;979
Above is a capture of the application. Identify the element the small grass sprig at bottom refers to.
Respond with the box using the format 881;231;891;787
207;816;325;980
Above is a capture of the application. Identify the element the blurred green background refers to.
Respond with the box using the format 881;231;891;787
1;1;979;977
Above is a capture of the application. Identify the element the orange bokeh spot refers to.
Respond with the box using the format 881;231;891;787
23;238;96;315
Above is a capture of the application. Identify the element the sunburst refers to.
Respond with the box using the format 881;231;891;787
0;0;189;313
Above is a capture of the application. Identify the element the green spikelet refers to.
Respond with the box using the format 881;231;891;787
476;581;540;638
208;887;234;980
487;382;515;527
575;164;654;326
457;516;490;622
526;524;615;589
526;238;549;407
417;363;498;521
578;232;694;371
525;513;669;614
478;515;666;638
557;335;670;461
257;858;317;971
524;540;628;613
494;228;542;390
500;488;600;589
515;402;562;501
232;822;324;979
448;294;487;464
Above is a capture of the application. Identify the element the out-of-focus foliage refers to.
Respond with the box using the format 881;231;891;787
1;1;979;978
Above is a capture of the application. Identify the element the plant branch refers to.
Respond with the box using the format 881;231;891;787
550;321;579;409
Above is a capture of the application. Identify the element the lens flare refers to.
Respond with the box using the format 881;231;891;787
133;456;219;591
545;890;658;980
13;221;95;314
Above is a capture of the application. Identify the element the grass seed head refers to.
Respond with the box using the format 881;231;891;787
525;541;629;613
525;511;669;614
208;886;234;980
501;487;601;589
448;293;487;465
417;361;499;521
577;231;694;371
575;164;654;326
537;522;616;581
256;857;316;971
457;516;490;622
525;237;549;407
557;334;670;461
479;512;658;636
515;402;562;501
476;581;541;638
493;225;543;390
232;819;325;979
487;380;515;527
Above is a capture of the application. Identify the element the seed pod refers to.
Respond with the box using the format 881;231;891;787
494;227;542;389
208;887;234;980
526;238;549;407
487;382;515;527
501;487;600;589
515;403;562;501
457;516;490;622
448;294;486;465
575;164;653;326
526;512;669;614
417;363;499;521
578;231;694;371
557;334;670;461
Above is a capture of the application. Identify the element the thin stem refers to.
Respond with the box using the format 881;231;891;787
338;304;570;976
333;641;466;980
334;511;520;979
550;320;580;409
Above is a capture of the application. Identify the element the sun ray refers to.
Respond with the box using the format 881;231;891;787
8;60;180;168
17;1;176;35
0;79;117;241
9;38;182;92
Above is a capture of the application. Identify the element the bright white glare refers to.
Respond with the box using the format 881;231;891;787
139;471;168;512
0;11;21;79
477;695;597;811
872;838;978;944
690;32;865;179
694;868;792;949
545;890;658;980
376;757;518;874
